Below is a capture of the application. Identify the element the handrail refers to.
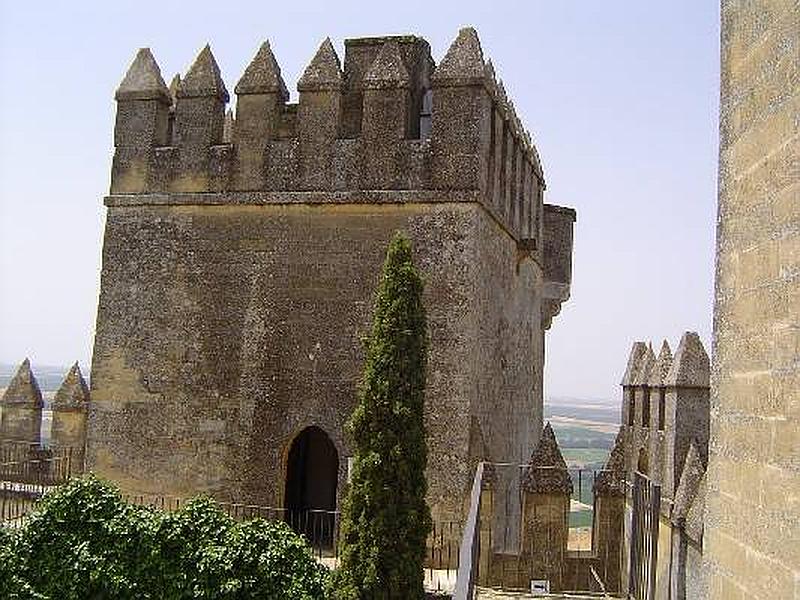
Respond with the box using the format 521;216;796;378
452;461;485;600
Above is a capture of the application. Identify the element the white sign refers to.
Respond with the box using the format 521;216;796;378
530;580;550;595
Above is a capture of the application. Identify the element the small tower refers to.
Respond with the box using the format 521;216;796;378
296;38;343;190
631;344;656;473
520;422;572;591
233;41;288;190
669;440;707;600
621;341;648;436
0;358;44;444
360;40;411;189
592;430;627;594
430;27;490;191
174;45;230;191
663;332;710;500
50;362;90;473
111;48;171;193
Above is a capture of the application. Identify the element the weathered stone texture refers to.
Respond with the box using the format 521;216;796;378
0;359;44;443
706;2;799;598
89;29;576;530
522;422;572;494
89;200;548;521
50;362;90;471
616;334;711;599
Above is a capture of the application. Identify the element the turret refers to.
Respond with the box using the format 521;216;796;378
669;440;707;600
430;28;491;191
50;362;90;473
233;41;288;189
541;204;577;329
520;422;572;591
297;38;343;190
174;45;230;191
663;332;710;498
592;430;627;592
0;358;44;444
111;48;171;193
359;41;411;189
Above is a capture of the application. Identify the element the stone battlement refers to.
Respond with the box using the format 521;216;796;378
111;28;545;243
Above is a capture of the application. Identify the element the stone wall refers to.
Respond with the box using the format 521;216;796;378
618;334;710;599
88;199;554;522
705;1;800;598
88;28;576;529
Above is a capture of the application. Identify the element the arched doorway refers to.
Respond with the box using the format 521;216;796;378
284;426;339;546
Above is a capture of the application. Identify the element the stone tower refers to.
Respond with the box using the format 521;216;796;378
87;29;576;523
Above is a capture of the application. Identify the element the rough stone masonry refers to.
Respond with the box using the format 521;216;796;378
86;28;576;524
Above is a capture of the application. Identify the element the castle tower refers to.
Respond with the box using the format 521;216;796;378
88;29;576;525
50;362;90;473
0;358;44;444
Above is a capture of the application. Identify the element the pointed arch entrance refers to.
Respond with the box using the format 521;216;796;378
284;426;339;545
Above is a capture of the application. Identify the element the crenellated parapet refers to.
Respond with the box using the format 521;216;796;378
108;28;552;244
618;332;710;502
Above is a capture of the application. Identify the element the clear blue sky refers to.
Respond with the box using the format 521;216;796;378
0;1;720;402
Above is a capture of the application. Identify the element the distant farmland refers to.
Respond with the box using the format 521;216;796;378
546;396;620;471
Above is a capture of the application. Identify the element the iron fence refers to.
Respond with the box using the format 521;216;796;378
454;462;623;595
0;442;74;485
568;468;597;551
628;471;660;600
123;494;462;592
0;480;53;524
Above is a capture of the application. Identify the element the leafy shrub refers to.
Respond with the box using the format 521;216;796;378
0;475;328;599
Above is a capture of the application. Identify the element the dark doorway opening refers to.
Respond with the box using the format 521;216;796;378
284;426;339;547
637;448;649;476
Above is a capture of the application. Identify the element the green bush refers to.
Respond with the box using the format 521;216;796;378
330;233;431;600
0;475;328;599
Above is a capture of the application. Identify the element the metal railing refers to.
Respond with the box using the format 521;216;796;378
453;462;624;597
123;493;462;592
0;480;52;524
0;442;74;485
628;472;660;600
453;461;485;600
569;468;598;551
1;444;77;525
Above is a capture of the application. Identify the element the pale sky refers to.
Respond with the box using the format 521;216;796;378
0;1;719;402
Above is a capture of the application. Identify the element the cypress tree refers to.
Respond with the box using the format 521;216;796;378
331;232;431;600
